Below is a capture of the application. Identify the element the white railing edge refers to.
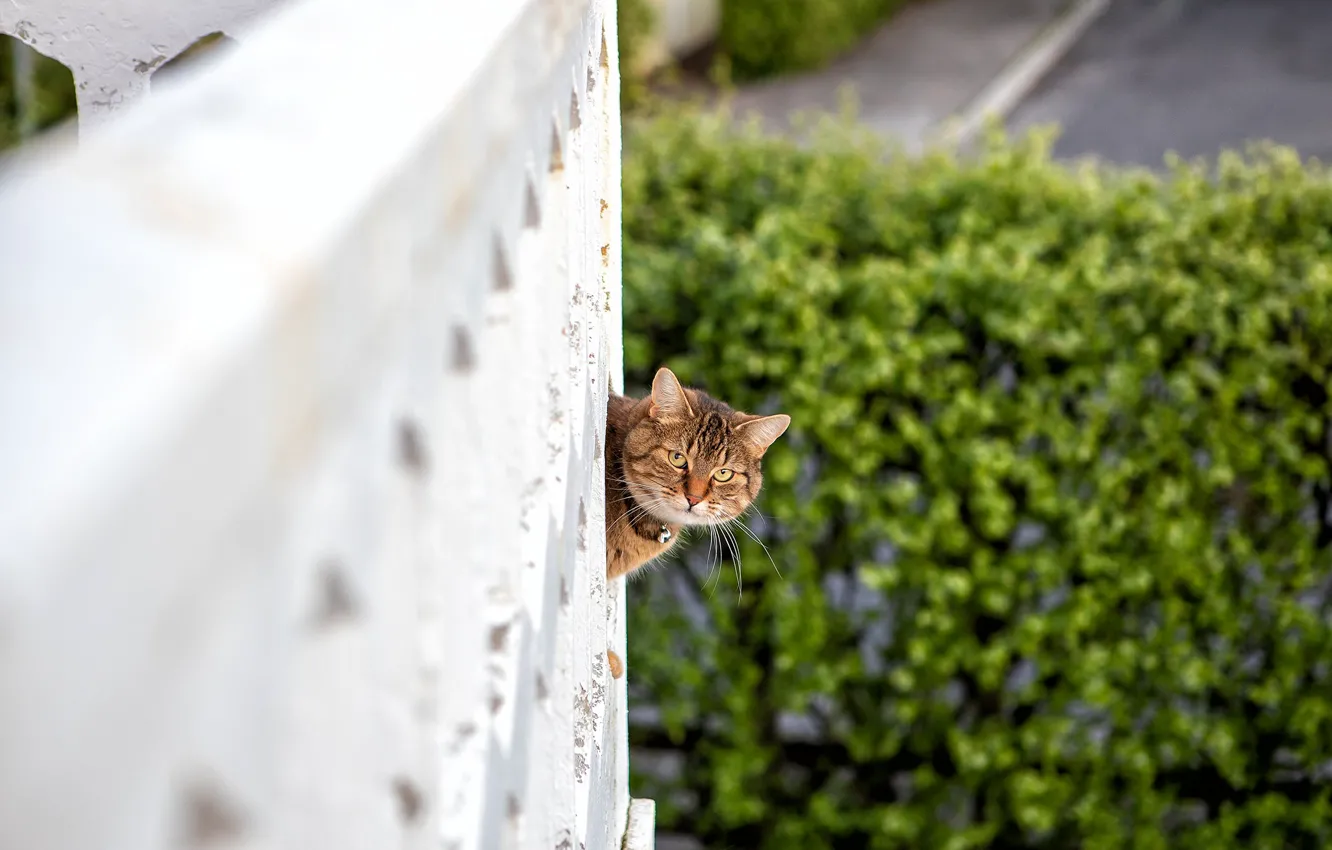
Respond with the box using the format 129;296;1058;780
0;0;583;605
0;0;645;846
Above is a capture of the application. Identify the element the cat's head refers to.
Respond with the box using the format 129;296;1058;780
622;367;790;526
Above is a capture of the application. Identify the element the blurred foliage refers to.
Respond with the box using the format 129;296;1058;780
0;35;77;152
616;0;910;102
623;109;1332;849
618;0;656;109
720;0;908;79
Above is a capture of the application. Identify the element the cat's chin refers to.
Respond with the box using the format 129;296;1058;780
652;505;732;527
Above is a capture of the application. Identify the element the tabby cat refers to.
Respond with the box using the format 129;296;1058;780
603;367;789;677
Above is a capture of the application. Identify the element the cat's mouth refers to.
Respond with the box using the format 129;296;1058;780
625;482;730;526
657;498;729;526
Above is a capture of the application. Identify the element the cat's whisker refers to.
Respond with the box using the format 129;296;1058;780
609;478;674;499
610;494;663;513
609;478;671;494
617;498;668;531
721;523;743;603
605;496;670;536
610;476;664;486
605;501;651;533
703;525;722;599
735;503;772;539
730;517;783;580
745;504;773;526
606;480;677;524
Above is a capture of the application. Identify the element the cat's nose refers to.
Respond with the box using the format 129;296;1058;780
685;494;702;507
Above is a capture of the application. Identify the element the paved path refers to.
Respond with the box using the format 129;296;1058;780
1009;0;1332;165
723;0;1069;151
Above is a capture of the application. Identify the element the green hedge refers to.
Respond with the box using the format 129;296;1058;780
0;36;77;152
618;0;655;107
720;0;907;79
623;111;1332;849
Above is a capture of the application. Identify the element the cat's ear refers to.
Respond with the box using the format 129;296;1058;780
649;367;694;419
734;413;790;454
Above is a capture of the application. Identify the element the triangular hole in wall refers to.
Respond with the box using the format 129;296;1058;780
493;234;513;291
549;116;564;172
524;176;541;228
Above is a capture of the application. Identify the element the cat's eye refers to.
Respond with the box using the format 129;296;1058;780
713;468;734;482
668;451;688;469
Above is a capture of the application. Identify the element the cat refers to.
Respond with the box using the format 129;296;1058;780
602;366;790;678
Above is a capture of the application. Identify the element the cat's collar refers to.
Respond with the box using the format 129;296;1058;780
656;524;672;544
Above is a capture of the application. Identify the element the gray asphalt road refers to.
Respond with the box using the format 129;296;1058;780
1009;0;1332;166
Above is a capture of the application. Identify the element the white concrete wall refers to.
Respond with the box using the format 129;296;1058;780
0;0;652;847
0;0;287;129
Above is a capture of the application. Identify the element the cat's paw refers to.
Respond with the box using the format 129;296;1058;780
607;648;624;679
